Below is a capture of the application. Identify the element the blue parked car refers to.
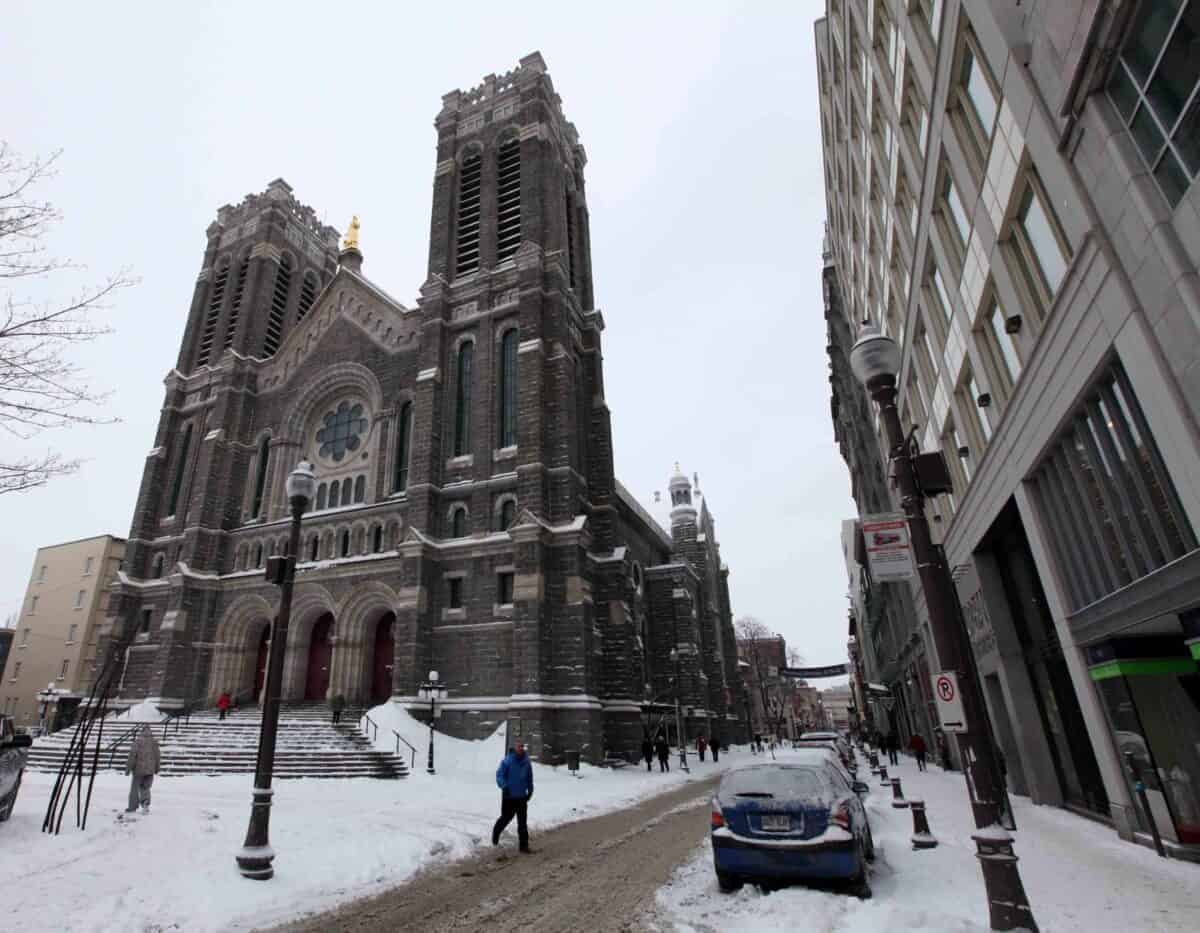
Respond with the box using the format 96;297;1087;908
710;761;874;896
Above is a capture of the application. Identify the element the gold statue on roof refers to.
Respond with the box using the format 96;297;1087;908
343;215;361;251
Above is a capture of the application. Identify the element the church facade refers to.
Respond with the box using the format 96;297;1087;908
96;52;746;761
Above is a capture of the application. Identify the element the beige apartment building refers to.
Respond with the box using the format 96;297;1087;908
2;535;126;731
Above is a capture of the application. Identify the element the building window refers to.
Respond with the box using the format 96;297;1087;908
195;258;229;368
915;0;944;45
1031;360;1198;611
496;138;522;262
498;329;519;449
1106;1;1199;207
263;254;293;358
372;524;383;553
223;254;250;351
943;169;971;249
316;402;368;462
316;483;327;511
58;659;69;681
982;296;1022;398
74;589;86;609
393;401;413;493
497;571;514;606
67;624;78;643
254;543;264;568
451;507;468;539
340;530;350;558
83;557;93;576
448;577;464;610
38;565;46;583
1009;177;1070;319
310;536;320;562
926;259;954;331
167;424;194;517
21;629;30;647
455;150;482;276
328;480;340;509
140;609;152;635
353;475;366;504
297;271;319;322
29;596;38;615
252;435;270;518
11;662;20;680
341;477;352;507
454;342;474;457
498;498;517;531
956;34;999;163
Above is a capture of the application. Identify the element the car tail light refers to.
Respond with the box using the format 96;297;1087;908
831;800;852;831
711;799;725;829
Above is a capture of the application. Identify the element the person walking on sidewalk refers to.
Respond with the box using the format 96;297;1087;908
709;735;721;763
641;735;654;772
886;732;900;766
654;732;670;772
909;733;928;771
697;735;707;763
125;725;161;814
492;740;534;852
217;691;231;721
330;694;346;724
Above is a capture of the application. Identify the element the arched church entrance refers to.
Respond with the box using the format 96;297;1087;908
253;627;270;697
370;612;396;704
305;613;334;700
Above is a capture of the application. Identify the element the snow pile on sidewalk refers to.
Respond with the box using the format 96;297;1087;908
653;754;1200;932
359;702;508;774
0;702;740;933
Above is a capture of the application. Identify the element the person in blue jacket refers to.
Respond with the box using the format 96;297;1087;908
492;740;534;852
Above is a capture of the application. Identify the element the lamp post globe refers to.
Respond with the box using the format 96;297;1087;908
285;460;317;506
848;325;902;386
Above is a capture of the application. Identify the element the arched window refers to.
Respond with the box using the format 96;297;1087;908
196;259;229;367
393;401;413;493
499;329;518;448
254;543;264;568
263;254;293;357
341;477;353;506
353;475;366;504
565;192;578;290
309;535;319;562
454;342;473;457
496;138;522;261
251;435;270;518
499;498;517;531
329;480;340;509
152;554;165;579
340;530;350;558
223;254;251;350
167;424;193;517
455;150;482;276
451;507;468;538
297;270;319;322
315;483;327;511
372;524;383;553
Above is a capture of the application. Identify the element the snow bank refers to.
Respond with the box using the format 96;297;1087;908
361;701;508;775
112;700;168;724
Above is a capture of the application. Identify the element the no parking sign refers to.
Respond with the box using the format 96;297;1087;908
932;671;967;733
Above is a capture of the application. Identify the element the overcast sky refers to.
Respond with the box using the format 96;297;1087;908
0;1;855;679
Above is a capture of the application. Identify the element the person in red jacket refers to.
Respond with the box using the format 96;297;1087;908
697;735;708;762
216;691;231;721
909;732;928;771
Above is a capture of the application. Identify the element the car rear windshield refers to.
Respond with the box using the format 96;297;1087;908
720;767;825;799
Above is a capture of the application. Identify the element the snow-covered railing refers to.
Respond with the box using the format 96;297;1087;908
393;730;416;770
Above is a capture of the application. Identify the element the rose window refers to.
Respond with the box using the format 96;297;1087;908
316;401;368;462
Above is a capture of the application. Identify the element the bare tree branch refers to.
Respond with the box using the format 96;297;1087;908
0;142;135;492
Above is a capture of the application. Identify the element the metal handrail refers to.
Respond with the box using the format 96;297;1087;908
393;730;416;770
361;713;378;743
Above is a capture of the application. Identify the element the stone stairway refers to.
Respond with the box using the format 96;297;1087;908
23;703;406;780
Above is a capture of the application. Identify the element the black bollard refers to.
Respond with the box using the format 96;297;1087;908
891;776;909;808
878;763;889;785
973;827;1039;931
909;798;937;849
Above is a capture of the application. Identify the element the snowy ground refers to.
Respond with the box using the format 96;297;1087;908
653;753;1200;932
0;706;737;933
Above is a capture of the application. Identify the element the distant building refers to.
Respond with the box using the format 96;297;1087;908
2;535;126;730
821;685;854;733
737;633;790;737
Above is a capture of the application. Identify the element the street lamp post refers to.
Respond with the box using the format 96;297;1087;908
418;671;447;775
236;460;316;881
668;648;689;773
37;683;57;735
850;327;1037;932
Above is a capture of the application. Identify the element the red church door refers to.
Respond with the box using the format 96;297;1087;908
253;627;270;697
371;613;395;704
305;614;333;700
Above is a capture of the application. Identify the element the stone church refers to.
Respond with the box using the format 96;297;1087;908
97;52;745;761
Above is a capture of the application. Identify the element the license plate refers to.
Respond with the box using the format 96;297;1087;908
761;815;791;832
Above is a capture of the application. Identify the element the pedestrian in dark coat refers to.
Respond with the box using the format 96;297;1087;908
697;735;707;762
654;733;670;772
909;733;928;771
709;735;721;762
330;694;346;724
216;691;231;721
886;732;900;766
492;741;534;852
641;736;654;772
125;725;161;813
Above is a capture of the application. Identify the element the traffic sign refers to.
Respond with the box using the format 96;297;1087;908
932;670;967;733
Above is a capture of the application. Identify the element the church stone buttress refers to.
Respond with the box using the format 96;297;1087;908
95;53;748;762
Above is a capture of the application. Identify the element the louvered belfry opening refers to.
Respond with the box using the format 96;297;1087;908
195;261;229;367
297;270;318;322
565;193;577;290
222;255;250;351
455;151;482;276
496;137;522;261
263;254;293;357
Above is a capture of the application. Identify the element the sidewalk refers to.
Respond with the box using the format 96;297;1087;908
654;752;1200;931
